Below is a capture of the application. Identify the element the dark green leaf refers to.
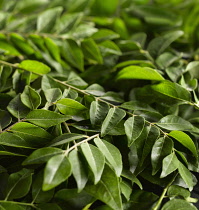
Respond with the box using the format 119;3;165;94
167;185;190;199
0;110;11;130
161;199;197;210
26;110;71;128
43;154;71;191
101;107;126;137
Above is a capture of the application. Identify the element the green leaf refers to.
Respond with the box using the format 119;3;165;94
140;125;160;165
151;137;173;175
37;7;63;33
169;131;198;159
0;110;11;130
49;133;86;147
23;147;63;165
43;154;72;191
26;109;71;128
81;38;103;64
120;181;132;201
90;101;109;127
99;40;122;56
32;171;54;203
6;168;32;200
44;88;62;103
151;80;191;102
7;94;30;119
85;165;122;210
56;98;87;116
0;202;24;210
160;153;179;178
0;40;21;56
21;85;41;109
185;61;199;79
101;107;126;137
156;115;194;131
178;162;194;191
18;60;51;75
147;30;184;58
161;199;197;210
36;203;62;210
0;132;34;148
117;66;164;81
124;116;145;147
91;29;120;42
61;39;84;71
10;122;52;147
69;150;88;192
167;185;190;199
94;137;122;177
80;142;105;184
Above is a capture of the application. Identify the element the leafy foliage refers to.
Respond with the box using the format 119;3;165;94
0;0;199;209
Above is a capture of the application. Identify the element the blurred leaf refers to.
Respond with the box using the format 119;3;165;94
167;185;190;199
161;199;197;210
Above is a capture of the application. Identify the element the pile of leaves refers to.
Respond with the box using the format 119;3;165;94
0;0;199;209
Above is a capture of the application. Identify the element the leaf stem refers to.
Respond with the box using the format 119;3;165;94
152;173;178;210
0;200;38;209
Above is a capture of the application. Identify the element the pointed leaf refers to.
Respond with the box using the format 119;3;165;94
169;131;198;159
167;185;190;199
117;66;164;81
6;168;32;200
44;88;62;103
80;142;105;184
37;7;63;33
151;80;191;102
151;137;173;175
160;153;179;178
21;85;41;109
94;137;122;177
43;154;72;191
69;150;88;192
85;165;122;210
156;115;194;131
90;101;109;127
56;98;87;116
23;147;63;165
124;116;145;147
101;107;126;137
0;110;11;130
18;60;51;75
26;110;71;128
178;162;194;191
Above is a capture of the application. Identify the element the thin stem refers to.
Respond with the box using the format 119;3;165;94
152;173;178;210
0;200;38;209
64;133;99;155
0;118;25;134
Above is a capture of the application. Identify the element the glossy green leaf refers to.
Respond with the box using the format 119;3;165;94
156;115;194;131
167;185;190;199
120;181;132;201
151;80;191;102
37;7;63;33
94;137;122;177
117;66;164;81
32;171;54;203
7;94;30;119
81;38;103;64
169;131;198;159
85;165;122;210
18;60;51;75
49;133;86;147
0;110;11;130
26;109;71;128
0;40;21;56
0;202;24;210
124;116;145;146
160;153;179;178
23;147;63;165
81;142;105;184
99;40;122;56
21;85;41;109
43;154;72;191
161;199;197;210
178;162;194;191
151;137;173;175
147;30;184;58
69;150;88;192
6;168;32;200
61;39;84;71
90;101;109;127
0;132;34;148
101;107;126;137
185;61;199;79
10;122;52;147
56;98;87;116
